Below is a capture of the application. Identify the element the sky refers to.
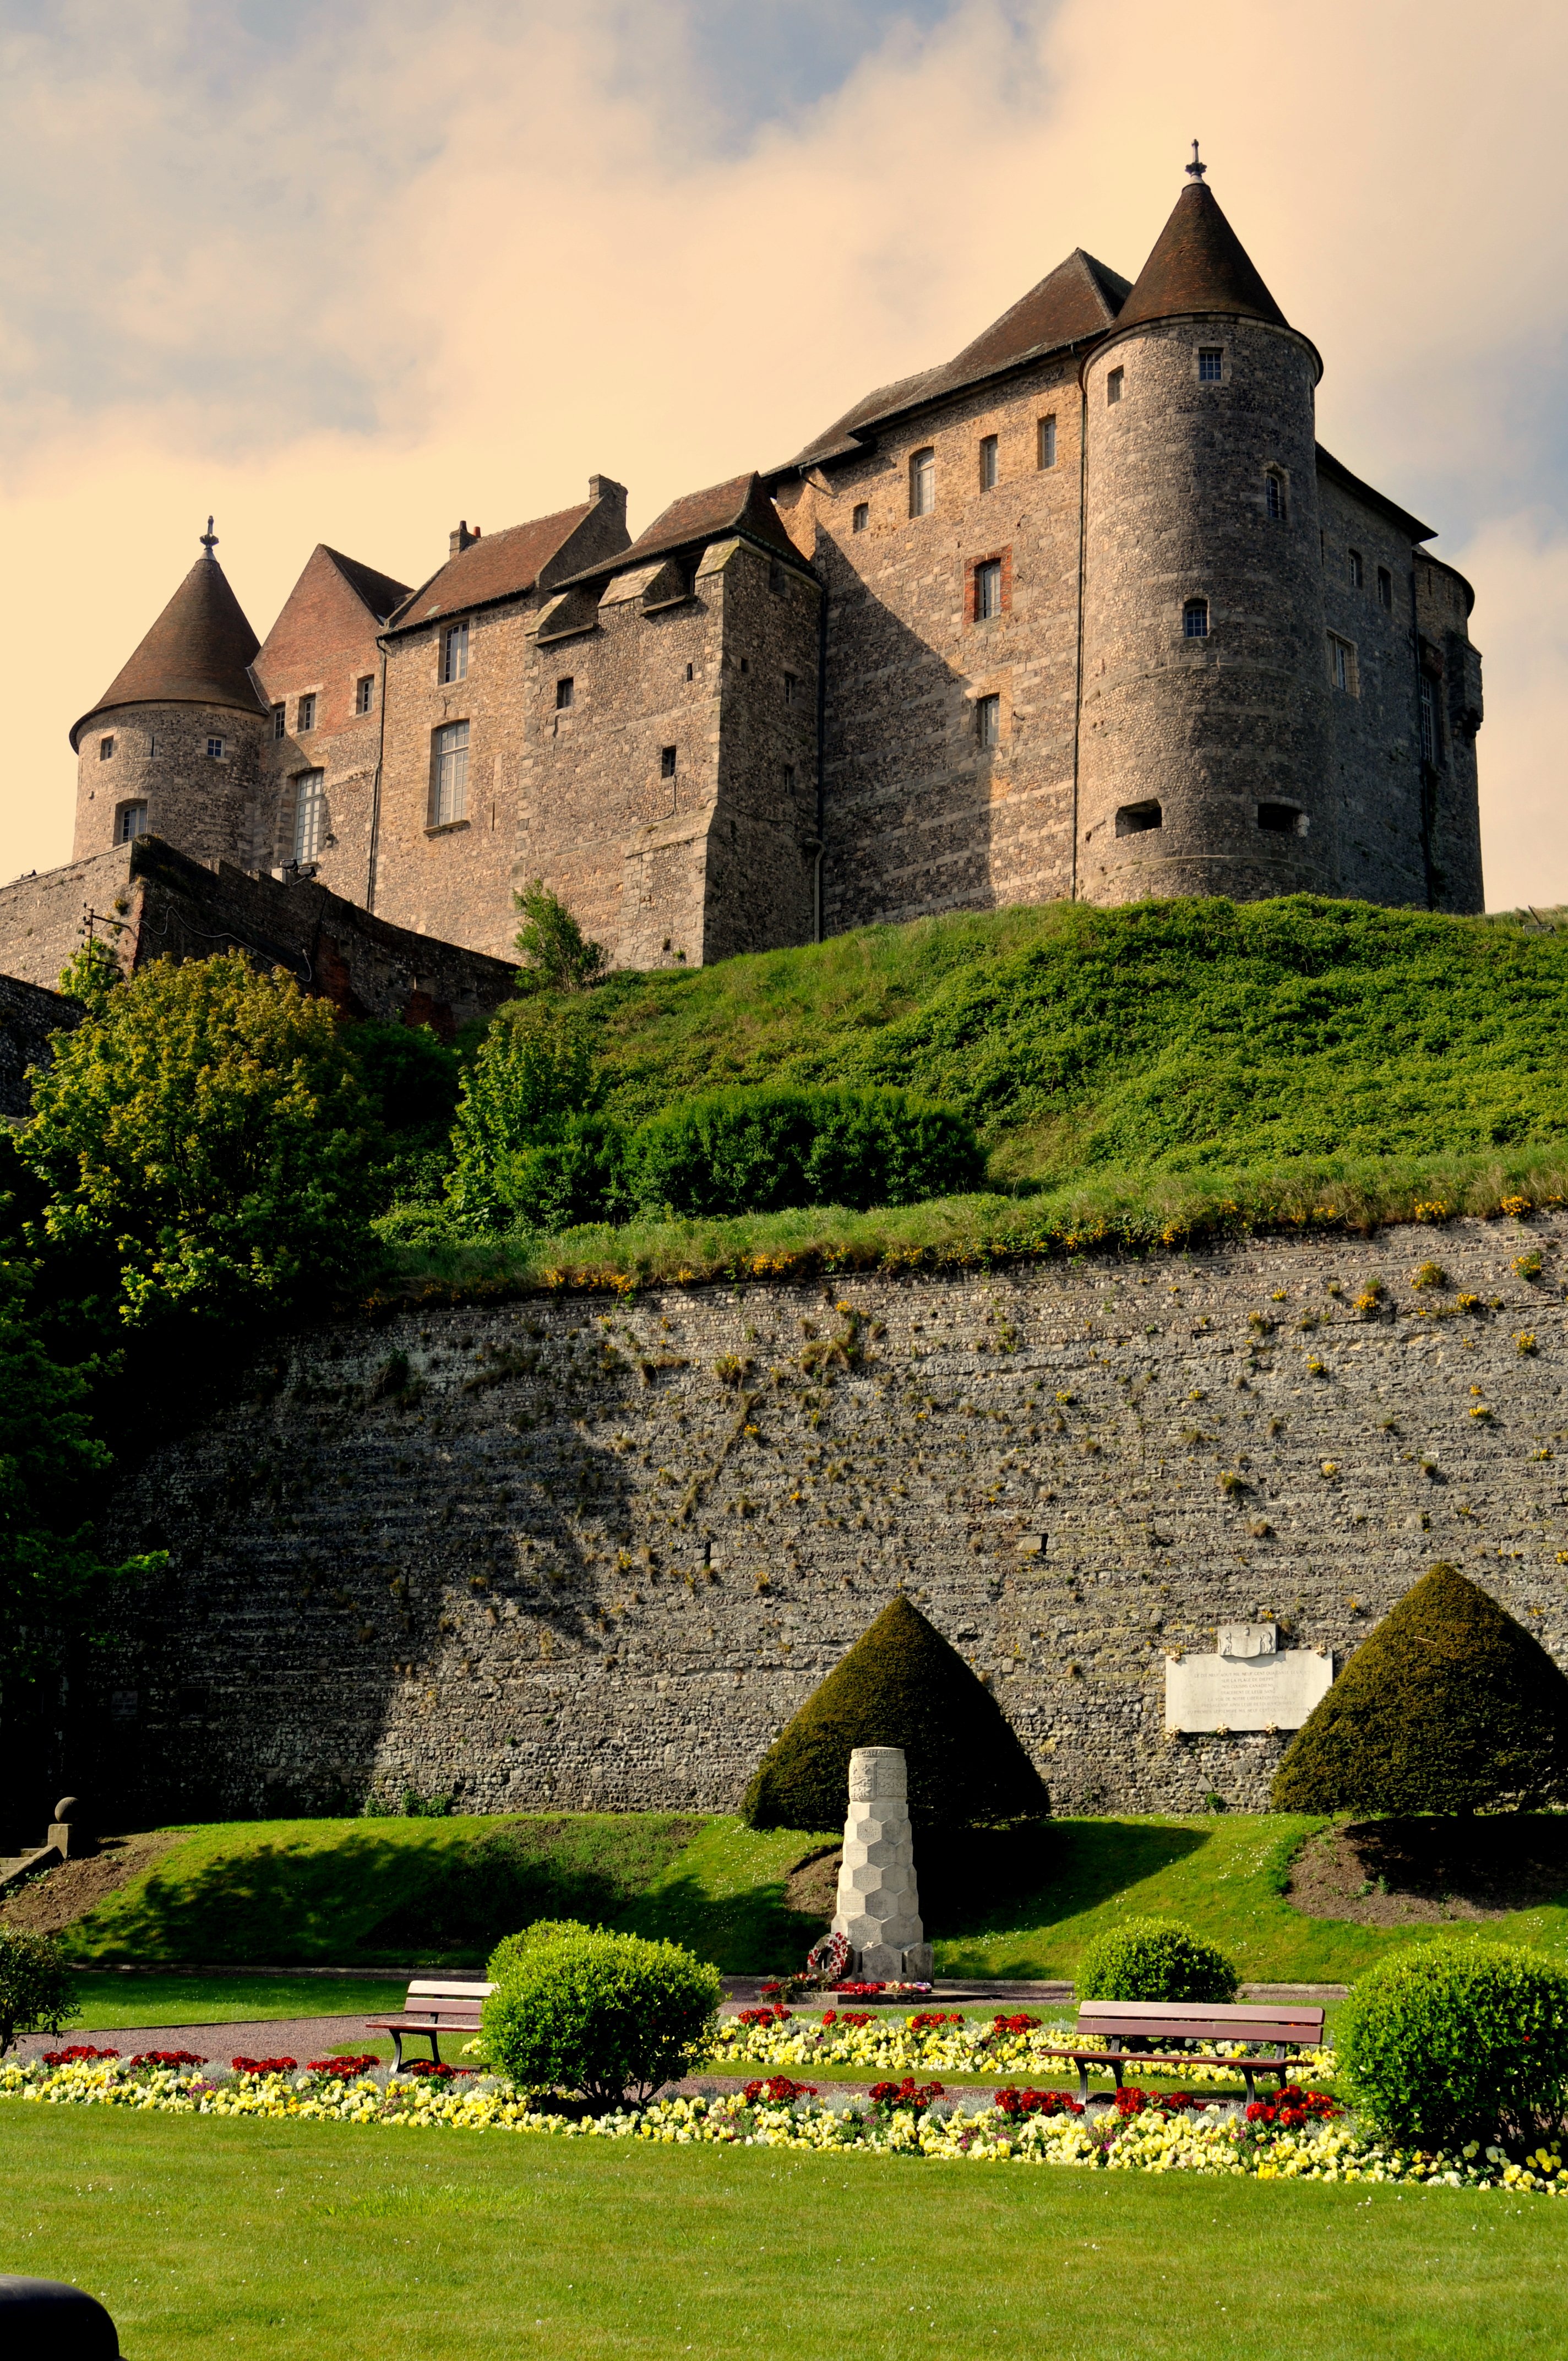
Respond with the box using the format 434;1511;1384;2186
2;0;1564;909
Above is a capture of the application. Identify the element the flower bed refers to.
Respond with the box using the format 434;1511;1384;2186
708;2008;1337;2087
4;2055;1565;2194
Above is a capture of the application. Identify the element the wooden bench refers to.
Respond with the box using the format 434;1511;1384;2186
366;1979;494;2072
1055;2000;1326;2108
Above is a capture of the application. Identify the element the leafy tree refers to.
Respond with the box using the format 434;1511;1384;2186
513;879;607;994
344;1019;463;1210
0;1929;78;2053
444;1002;601;1230
742;1595;1050;1837
18;951;379;1324
56;937;124;1016
1272;1562;1568;1814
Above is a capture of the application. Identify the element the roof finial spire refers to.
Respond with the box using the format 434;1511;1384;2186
1186;140;1206;182
199;515;218;556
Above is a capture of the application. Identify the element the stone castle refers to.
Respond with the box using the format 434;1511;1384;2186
42;158;1484;993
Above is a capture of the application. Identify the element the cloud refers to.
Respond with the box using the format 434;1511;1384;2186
2;0;1565;902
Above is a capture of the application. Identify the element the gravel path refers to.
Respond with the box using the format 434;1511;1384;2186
8;2013;396;2068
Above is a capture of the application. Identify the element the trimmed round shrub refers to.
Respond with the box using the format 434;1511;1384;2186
1074;1917;1239;2004
1272;1562;1568;1814
742;1595;1049;1837
0;1928;78;2054
1340;1940;1568;2149
485;1919;595;1984
482;1927;722;2106
626;1084;983;1218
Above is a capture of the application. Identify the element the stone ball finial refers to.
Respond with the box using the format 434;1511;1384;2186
53;1798;78;1822
847;1746;906;1802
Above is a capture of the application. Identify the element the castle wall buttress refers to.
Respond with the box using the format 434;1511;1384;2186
1415;556;1485;915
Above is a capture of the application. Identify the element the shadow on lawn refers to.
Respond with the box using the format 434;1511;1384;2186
933;1819;1210;1972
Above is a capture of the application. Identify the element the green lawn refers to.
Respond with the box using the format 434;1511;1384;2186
61;1975;411;2031
4;2105;1565;2359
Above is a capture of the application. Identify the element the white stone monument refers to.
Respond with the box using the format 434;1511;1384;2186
1163;1623;1333;1733
830;1745;933;1980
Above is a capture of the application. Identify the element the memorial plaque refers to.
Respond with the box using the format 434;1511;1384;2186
1164;1646;1332;1733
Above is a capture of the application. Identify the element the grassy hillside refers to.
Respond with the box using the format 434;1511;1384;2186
568;896;1568;1184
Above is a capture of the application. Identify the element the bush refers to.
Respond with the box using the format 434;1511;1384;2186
627;1085;983;1218
482;1925;722;2105
444;1003;600;1230
0;1928;78;2053
1340;1940;1568;2149
18;950;379;1324
491;1115;628;1233
742;1595;1049;1837
1272;1562;1568;1813
1074;1917;1240;2005
485;1919;596;1984
513;880;607;994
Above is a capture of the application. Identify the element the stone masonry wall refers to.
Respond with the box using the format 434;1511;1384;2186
88;1216;1568;1825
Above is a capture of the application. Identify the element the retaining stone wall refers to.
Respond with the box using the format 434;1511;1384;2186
90;1216;1568;1822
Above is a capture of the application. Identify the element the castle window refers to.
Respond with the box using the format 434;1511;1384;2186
293;769;326;863
1378;566;1393;611
116;803;147;843
1107;367;1124;405
1348;549;1364;590
206;736;225;759
979;435;998;492
431;719;469;824
783;671;799;707
1198;346;1223;382
974;560;1003;622
442;622;469;683
556;677;575;710
1038;415;1057;469
975;694;1000;748
661;746;677;779
272;703;285;739
355;675;374;715
98;734;114;761
1116;800;1162;835
1420;676;1440;766
685;662;694;681
852;502;869;532
783;761;797;796
297;694;317;733
1257;802;1305;835
1265;471;1287;521
1328;633;1358;694
1183;597;1209;639
910;448;935;517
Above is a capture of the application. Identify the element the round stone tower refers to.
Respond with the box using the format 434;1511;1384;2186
1075;154;1335;904
70;521;269;869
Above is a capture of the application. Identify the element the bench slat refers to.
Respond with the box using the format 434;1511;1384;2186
407;1981;495;2000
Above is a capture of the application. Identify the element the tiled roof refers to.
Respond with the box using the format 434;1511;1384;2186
560;472;805;585
70;549;267;748
386;503;596;633
775;251;1131;475
1115;181;1288;333
323;547;412;624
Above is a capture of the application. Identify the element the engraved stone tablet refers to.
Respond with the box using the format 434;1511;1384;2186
1164;1646;1332;1733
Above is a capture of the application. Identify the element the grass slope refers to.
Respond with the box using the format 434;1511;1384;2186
53;1974;410;2031
6;2108;1566;2361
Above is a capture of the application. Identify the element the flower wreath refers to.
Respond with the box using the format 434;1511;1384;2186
805;1931;852;1981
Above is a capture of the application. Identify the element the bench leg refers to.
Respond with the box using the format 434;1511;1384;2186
1078;2063;1090;2109
428;2033;442;2068
1242;2066;1257;2107
390;2031;405;2073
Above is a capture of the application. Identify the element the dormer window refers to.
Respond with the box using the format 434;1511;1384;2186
910;448;935;517
1107;367;1124;404
442;622;469;683
297;693;316;733
98;735;115;761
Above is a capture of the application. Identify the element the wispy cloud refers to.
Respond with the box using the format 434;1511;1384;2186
2;0;1564;907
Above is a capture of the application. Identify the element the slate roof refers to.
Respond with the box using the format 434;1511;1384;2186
323;547;412;623
559;472;806;586
70;547;268;749
385;502;597;634
775;250;1131;476
1114;179;1288;332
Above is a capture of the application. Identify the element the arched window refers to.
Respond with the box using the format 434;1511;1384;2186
1183;597;1209;639
1265;471;1287;522
909;448;935;517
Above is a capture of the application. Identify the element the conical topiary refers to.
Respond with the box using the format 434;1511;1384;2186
741;1595;1050;1835
1272;1562;1568;1814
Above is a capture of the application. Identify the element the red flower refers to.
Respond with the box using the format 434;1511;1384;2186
231;2057;298;2075
307;2055;380;2077
41;2046;121;2067
867;2077;946;2114
736;2005;791;2027
742;2076;818;2105
128;2050;208;2070
989;2014;1043;2035
993;2086;1084;2118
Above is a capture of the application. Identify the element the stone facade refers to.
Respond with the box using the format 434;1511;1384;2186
10;167;1484;1006
0;971;82;1118
79;1215;1566;1826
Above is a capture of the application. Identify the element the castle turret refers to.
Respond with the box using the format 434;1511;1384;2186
1075;153;1335;903
70;521;269;868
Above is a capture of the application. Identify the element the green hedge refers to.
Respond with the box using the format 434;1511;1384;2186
481;1924;722;2106
1074;1917;1239;2005
1340;1940;1568;2149
626;1085;982;1218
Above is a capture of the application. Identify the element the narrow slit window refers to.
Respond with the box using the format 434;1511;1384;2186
116;803;148;843
1183;597;1210;639
432;719;469;824
783;761;797;796
1107;366;1124;405
974;560;1003;622
1266;471;1287;522
685;662;694;682
297;693;316;733
1198;346;1223;382
99;734;115;761
783;671;799;707
910;448;935;517
1348;549;1364;590
293;769;326;862
442;622;469;683
1377;566;1393;611
556;677;575;710
852;502;869;532
1037;415;1057;469
978;434;999;491
1419;676;1440;766
355;675;374;716
661;746;677;779
975;694;1000;748
1116;800;1162;835
1328;633;1357;694
271;703;285;739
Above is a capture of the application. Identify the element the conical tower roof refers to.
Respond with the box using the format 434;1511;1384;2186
1115;168;1289;334
70;524;268;749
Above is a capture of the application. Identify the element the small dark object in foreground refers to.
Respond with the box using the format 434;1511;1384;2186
0;2278;118;2358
